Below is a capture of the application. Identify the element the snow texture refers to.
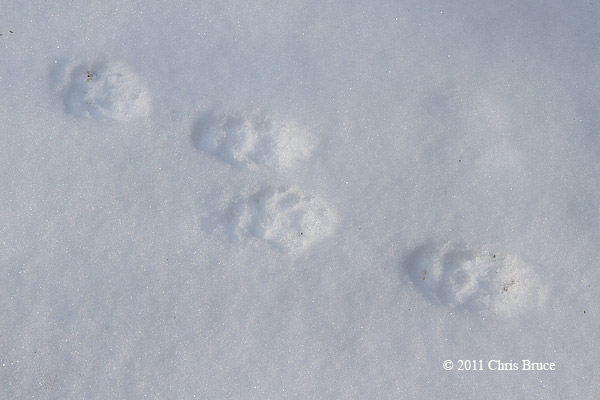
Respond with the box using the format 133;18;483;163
1;1;599;399
405;240;547;316
58;58;151;121
192;111;317;169
224;185;336;253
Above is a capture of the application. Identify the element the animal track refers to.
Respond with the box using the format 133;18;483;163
191;111;317;169
59;59;151;121
224;186;336;252
404;240;546;316
192;109;332;253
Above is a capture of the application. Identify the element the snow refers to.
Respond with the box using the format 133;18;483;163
192;110;317;170
405;240;547;316
59;58;152;121
1;1;599;398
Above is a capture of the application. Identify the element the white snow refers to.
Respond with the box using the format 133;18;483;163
223;185;336;254
59;58;152;121
192;111;317;170
1;1;599;399
405;240;547;316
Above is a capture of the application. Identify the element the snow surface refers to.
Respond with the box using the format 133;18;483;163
1;0;599;398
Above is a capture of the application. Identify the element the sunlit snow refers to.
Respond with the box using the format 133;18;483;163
1;1;599;398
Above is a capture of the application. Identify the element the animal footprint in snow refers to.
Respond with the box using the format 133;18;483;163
59;58;151;121
192;111;317;169
404;240;547;316
225;186;336;252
